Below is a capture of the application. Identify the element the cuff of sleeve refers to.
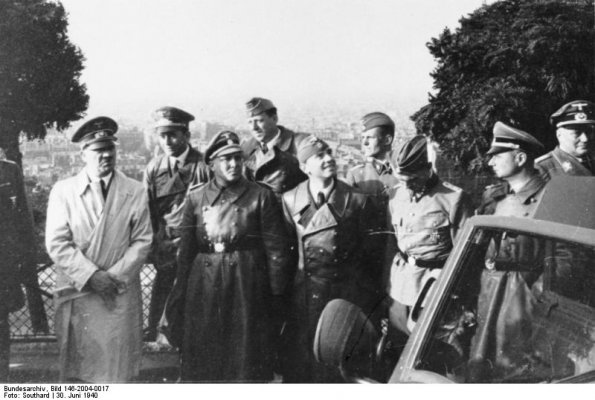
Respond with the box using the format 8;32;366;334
74;263;99;292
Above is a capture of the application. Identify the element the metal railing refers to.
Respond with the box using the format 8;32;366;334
10;264;157;341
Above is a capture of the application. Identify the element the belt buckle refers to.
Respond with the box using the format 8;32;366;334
213;242;226;253
407;255;417;267
485;258;495;270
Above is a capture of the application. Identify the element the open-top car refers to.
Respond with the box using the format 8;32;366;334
314;176;595;383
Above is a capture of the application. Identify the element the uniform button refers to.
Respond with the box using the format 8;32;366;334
312;294;319;299
232;222;237;226
523;212;529;217
235;208;240;212
407;228;413;232
531;198;537;203
319;249;324;253
306;272;312;277
333;259;338;263
332;246;337;250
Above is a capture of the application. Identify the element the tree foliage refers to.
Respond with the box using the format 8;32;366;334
0;0;88;164
412;0;595;172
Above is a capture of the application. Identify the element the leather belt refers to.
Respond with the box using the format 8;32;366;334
401;253;446;269
200;240;260;254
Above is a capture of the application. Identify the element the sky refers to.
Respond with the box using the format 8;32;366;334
58;0;490;127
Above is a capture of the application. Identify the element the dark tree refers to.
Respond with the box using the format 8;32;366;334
0;0;88;165
412;0;595;172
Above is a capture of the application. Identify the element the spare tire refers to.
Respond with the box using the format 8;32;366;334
313;298;380;370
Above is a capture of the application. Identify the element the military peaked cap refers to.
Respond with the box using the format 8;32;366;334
487;121;544;156
550;100;595;128
361;112;395;133
393;135;429;173
204;130;242;163
245;97;276;117
152;106;195;132
71;116;118;149
297;136;330;163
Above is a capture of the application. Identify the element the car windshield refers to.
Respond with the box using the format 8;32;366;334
415;226;595;383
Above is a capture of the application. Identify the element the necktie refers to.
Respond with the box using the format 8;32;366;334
260;141;268;154
317;192;326;207
100;179;108;200
173;159;179;173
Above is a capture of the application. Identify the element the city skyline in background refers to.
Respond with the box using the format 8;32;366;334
54;0;491;133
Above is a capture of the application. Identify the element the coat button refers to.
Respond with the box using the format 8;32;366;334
332;246;337;250
333;259;338;263
319;249;324;253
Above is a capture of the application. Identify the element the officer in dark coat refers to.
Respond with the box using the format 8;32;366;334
470;122;546;382
281;137;381;382
167;131;292;382
0;158;30;380
344;112;399;311
241;97;309;197
143;107;210;341
536;100;595;178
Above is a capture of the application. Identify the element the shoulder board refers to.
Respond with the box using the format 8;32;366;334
188;181;207;192
535;152;552;163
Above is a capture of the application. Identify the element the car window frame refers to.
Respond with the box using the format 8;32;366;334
389;215;595;383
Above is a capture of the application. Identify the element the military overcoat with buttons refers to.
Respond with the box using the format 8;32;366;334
280;179;381;382
168;177;293;382
345;156;399;295
241;126;309;196
471;173;547;381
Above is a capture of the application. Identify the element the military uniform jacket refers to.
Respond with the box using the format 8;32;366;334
144;147;210;268
0;160;32;312
241;126;309;195
168;178;292;382
388;175;472;305
536;146;594;178
389;174;472;262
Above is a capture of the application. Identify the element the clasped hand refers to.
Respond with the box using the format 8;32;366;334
88;270;127;310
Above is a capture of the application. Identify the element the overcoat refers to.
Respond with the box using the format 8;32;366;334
46;170;152;382
344;157;400;299
168;178;292;382
0;160;31;312
469;173;547;382
241;126;309;196
281;179;379;382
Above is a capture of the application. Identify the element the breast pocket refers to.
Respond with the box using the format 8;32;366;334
423;211;450;244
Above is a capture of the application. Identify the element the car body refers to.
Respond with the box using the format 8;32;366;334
316;176;595;383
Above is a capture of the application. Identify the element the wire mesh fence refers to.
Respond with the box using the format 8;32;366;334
10;264;157;342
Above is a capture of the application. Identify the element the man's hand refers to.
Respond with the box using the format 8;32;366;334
88;270;126;310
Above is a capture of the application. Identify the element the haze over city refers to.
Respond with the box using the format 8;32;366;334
58;0;490;130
